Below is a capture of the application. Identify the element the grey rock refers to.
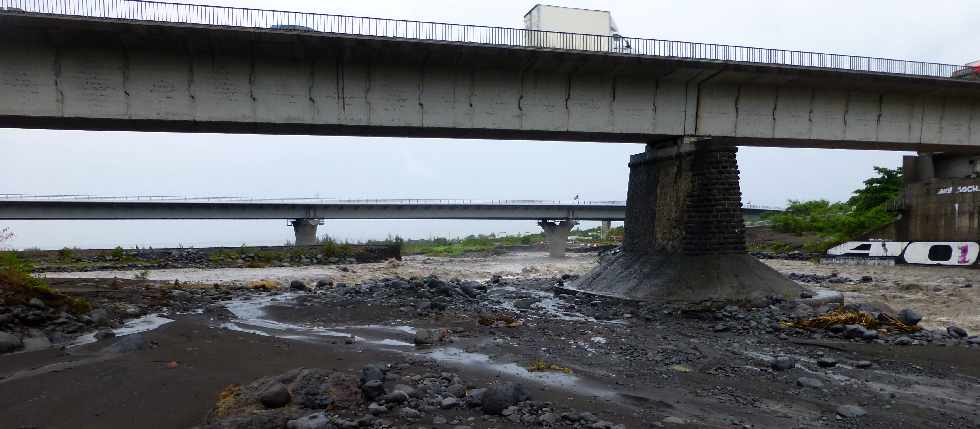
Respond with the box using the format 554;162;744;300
539;412;558;424
21;331;51;352
514;298;538;309
465;388;486;407
392;384;416;397
432;416;448;425
947;326;968;338
87;309;110;326
816;357;837;368
481;382;530;415
797;377;825;388
367;403;388;415
446;383;466;398
94;329;116;340
770;356;796;371
287;412;336;429
440;397;460;409
398;407;421;419
894;336;913;346
361;380;385;401
836;404;867;418
414;328;447;345
259;382;292;408
0;332;22;354
28;298;46;309
101;333;147;353
289;280;309;291
380;390;409;404
853;360;873;369
897;308;922;326
861;329;879;340
316;279;333;288
203;304;235;320
360;365;385;385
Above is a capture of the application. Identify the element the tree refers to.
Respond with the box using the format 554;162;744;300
847;166;904;212
763;166;904;249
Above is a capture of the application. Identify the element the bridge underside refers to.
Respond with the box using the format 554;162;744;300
2;14;980;152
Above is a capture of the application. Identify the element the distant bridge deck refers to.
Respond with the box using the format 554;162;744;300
0;195;782;220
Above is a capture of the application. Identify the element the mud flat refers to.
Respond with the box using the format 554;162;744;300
2;251;978;428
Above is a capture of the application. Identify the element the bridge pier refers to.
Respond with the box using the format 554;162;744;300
573;139;800;302
538;219;577;258
290;219;322;246
599;220;612;240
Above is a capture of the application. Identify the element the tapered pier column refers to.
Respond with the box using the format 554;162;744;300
290;219;322;246
573;139;800;302
538;219;577;258
599;220;612;240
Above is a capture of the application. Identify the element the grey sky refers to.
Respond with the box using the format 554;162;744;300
4;0;975;249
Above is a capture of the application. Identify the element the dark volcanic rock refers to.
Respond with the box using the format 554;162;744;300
481;382;530;415
770;356;796;371
897;308;922;326
947;326;968;338
0;331;22;353
259;382;292;408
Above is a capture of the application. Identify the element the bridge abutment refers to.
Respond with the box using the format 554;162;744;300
538;219;577;258
290;219;322;246
574;139;800;302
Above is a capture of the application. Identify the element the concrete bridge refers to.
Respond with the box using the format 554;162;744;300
0;195;782;256
1;0;979;300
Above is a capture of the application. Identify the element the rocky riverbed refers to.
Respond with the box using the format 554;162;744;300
2;251;979;428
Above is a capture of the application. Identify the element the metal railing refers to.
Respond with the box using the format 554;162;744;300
0;193;626;206
0;0;968;79
0;194;788;210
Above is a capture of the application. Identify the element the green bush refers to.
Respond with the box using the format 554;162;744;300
764;166;902;248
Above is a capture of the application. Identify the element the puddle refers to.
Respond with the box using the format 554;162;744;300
212;292;622;399
423;347;615;398
69;313;175;348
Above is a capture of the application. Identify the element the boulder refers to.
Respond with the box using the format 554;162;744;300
0;332;22;354
897;308;922;326
481;382;530;415
259;382;292;408
87;309;110;326
286;412;336;429
947;326;968;338
289;280;309;291
414;328;449;345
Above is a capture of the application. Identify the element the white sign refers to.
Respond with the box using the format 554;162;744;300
936;185;980;195
902;242;979;266
827;241;908;257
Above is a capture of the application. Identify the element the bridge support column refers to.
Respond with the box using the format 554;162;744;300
538;219;577;258
290;219;322;246
599;220;612;240
572;139;800;302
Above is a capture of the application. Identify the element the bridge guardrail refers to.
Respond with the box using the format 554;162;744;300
0;194;628;206
0;0;966;79
0;194;785;210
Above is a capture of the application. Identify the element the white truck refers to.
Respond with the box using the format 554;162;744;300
523;4;629;53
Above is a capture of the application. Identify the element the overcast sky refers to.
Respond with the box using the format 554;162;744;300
3;0;977;250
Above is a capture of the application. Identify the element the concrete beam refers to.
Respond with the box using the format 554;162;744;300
1;15;980;150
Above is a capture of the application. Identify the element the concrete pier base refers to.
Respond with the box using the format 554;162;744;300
290;219;322;246
573;139;800;302
600;220;612;240
538;219;577;258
